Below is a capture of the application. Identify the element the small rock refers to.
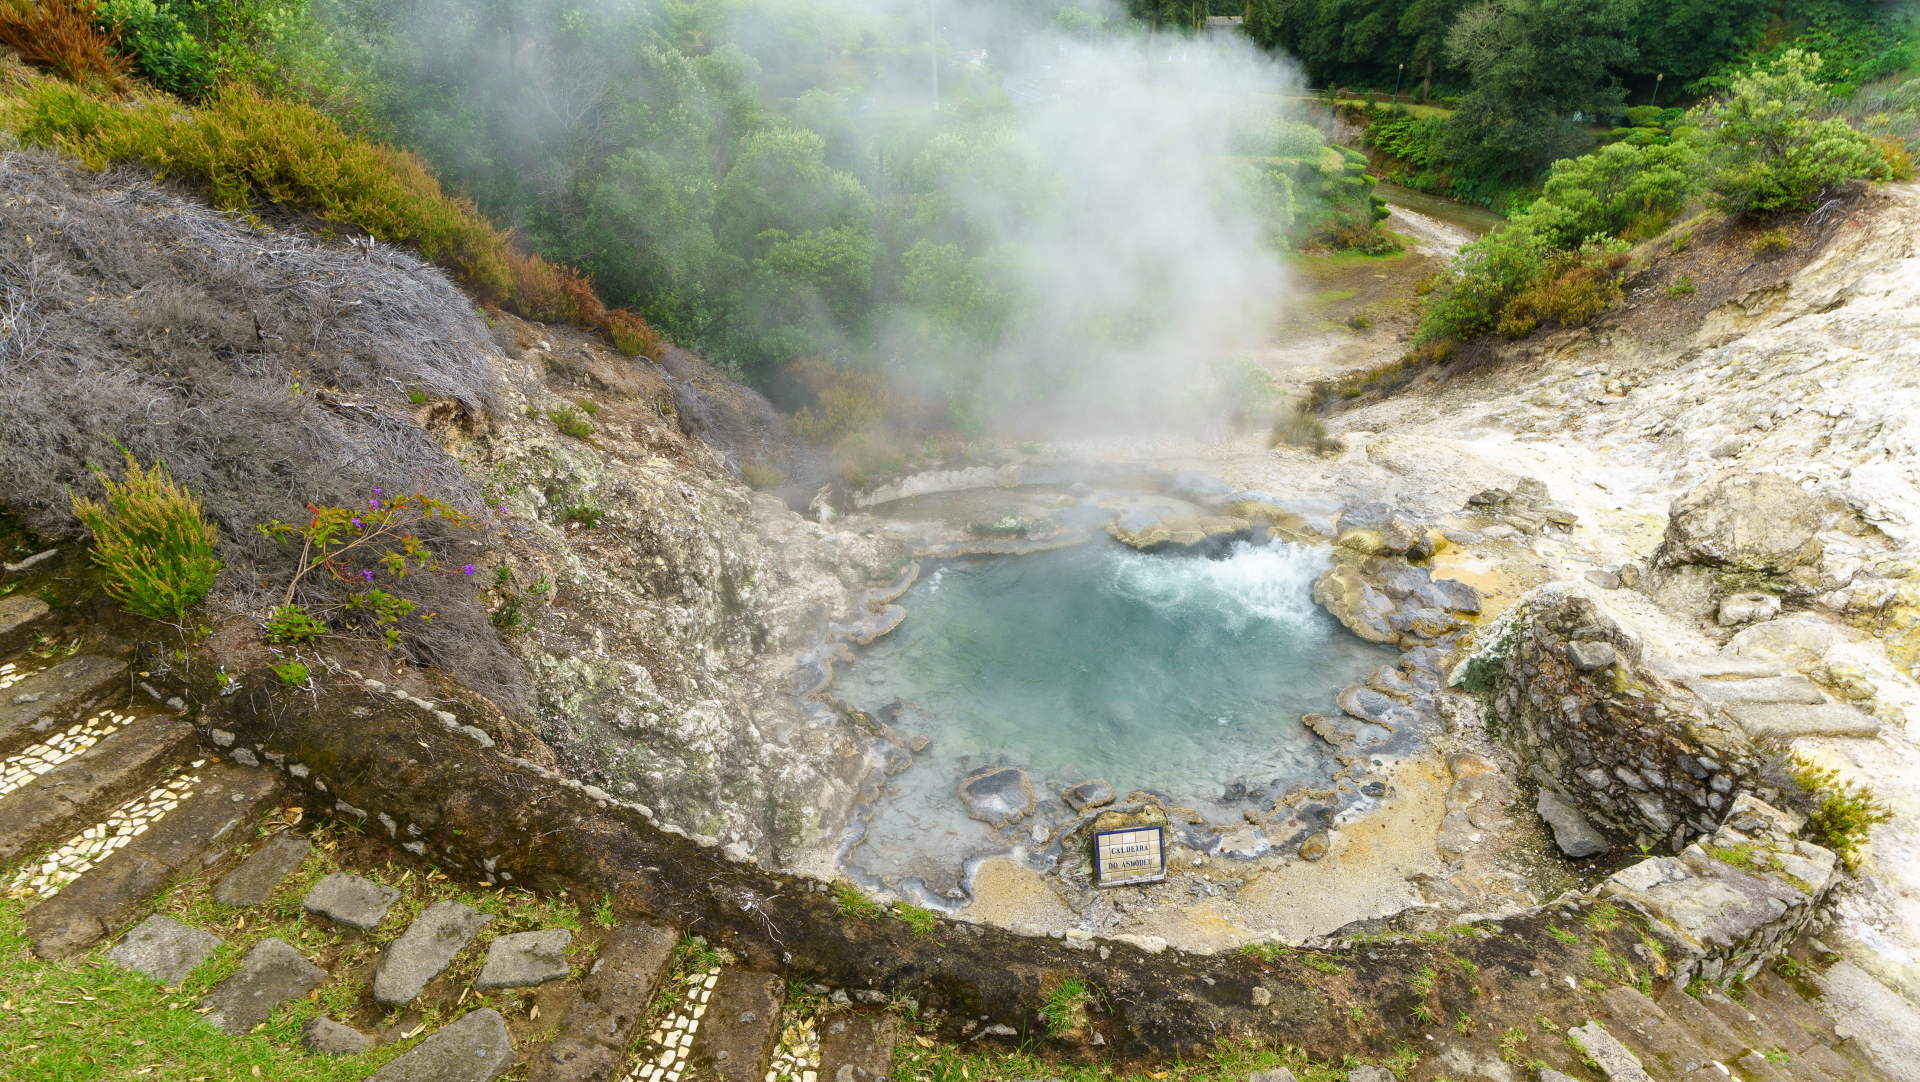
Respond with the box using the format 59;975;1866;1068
1299;832;1329;861
302;872;401;931
1062;779;1115;812
1424;578;1482;614
476;929;572;990
200;938;326;1035
1716;591;1782;626
852;989;888;1005
1585;568;1622;589
229;747;259;767
1029;823;1051;844
375;901;493;1005
1536;790;1609;858
908;734;930;753
106;915;221;985
364;1008;515;1082
1250;986;1272;1007
1347;1067;1397;1082
1564;641;1618;671
214;835;311;907
830;989;852;1006
302;1016;372;1056
1248;1071;1296;1082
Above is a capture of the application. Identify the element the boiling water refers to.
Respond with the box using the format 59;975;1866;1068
840;539;1394;895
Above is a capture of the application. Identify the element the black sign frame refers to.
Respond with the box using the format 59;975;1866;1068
1092;825;1167;887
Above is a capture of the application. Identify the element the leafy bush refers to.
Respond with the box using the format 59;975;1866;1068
263;603;326;642
69;450;222;622
546;407;593;440
1416;220;1552;343
1496;238;1630;337
1791;756;1893;869
558;500;604;528
1751;229;1793;257
256;490;476;650
1524;141;1702;249
269;658;309;685
0;0;126;87
1667;275;1697;297
96;0;211;98
1701;50;1892;216
1271;404;1330;452
739;460;785;490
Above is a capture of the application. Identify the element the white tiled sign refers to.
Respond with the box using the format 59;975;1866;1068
1094;826;1165;886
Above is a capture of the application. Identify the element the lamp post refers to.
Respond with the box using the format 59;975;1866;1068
1393;63;1403;104
1649;72;1663;107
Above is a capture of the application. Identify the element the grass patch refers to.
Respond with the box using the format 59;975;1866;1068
1547;925;1579;945
1582;903;1622;933
832;882;882;921
1039;978;1090;1037
1239;941;1290;964
547;406;595;441
1298;954;1350;975
894;904;937;938
892;1034;1358;1082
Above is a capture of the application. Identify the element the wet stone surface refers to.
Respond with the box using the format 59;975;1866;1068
477;928;572;990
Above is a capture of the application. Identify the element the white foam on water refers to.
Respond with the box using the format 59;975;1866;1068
1108;540;1330;632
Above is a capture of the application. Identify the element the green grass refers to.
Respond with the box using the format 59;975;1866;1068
832;882;882;921
1299;954;1350;975
1582;902;1622;933
1238;941;1290;964
893;904;937;938
1547;926;1579;945
1039;978;1089;1037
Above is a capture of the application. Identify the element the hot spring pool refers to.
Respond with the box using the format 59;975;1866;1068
838;538;1396;896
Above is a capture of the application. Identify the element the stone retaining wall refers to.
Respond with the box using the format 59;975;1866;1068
1454;584;1763;851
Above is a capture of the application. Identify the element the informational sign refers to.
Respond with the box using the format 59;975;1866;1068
1093;826;1166;887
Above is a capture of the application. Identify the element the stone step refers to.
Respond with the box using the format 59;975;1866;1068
366;1007;516;1082
200;936;326;1034
1748;970;1839;1050
212;833;311;907
1685;677;1828;705
819;1011;901;1082
1724;703;1880;738
528;921;677;1082
24;759;282;957
373;899;493;1005
0;713;196;865
682;970;786;1082
0;593;52;654
0;655;129;756
1655;983;1750;1063
1592;985;1725;1080
1646;655;1782;681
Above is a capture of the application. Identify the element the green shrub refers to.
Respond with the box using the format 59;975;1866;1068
740;460;785;490
263;603;326;643
269;658;308;685
1416;219;1552;343
547;406;594;440
1751;229;1793;257
97;0;213;99
1667;275;1697;297
1792;756;1893;868
559;501;604;528
1524;141;1702;250
1270;403;1329;452
1673;229;1693;252
1702;49;1892;216
832;881;882;920
69;450;222;622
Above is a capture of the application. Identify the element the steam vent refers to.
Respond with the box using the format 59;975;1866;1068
2;5;1919;1081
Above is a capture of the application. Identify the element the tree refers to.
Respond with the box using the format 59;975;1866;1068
1441;0;1641;183
1700;49;1891;215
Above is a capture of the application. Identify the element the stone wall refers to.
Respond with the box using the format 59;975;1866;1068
1454;584;1763;851
1600;794;1841;987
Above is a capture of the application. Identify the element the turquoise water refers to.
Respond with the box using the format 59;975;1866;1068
842;539;1395;838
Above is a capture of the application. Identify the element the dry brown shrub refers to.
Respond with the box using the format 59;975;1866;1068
499;246;665;360
0;0;126;88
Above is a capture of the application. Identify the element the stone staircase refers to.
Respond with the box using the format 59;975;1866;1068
1646;655;1882;739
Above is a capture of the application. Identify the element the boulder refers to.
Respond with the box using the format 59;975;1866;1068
1716;592;1781;626
302;872;400;931
476;928;572;990
1311;565;1395;644
1422;578;1482;614
1657;471;1824;573
1565;641;1618;672
302;1016;372;1056
958;767;1035;826
1724;615;1837;667
1536;789;1609;858
199;938;326;1035
374;901;493;1005
365;1008;515;1082
106;915;221;985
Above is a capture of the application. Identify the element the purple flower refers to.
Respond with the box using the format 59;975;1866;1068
463;564;476;575
369;499;378;507
372;487;382;495
351;518;362;528
362;569;374;582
